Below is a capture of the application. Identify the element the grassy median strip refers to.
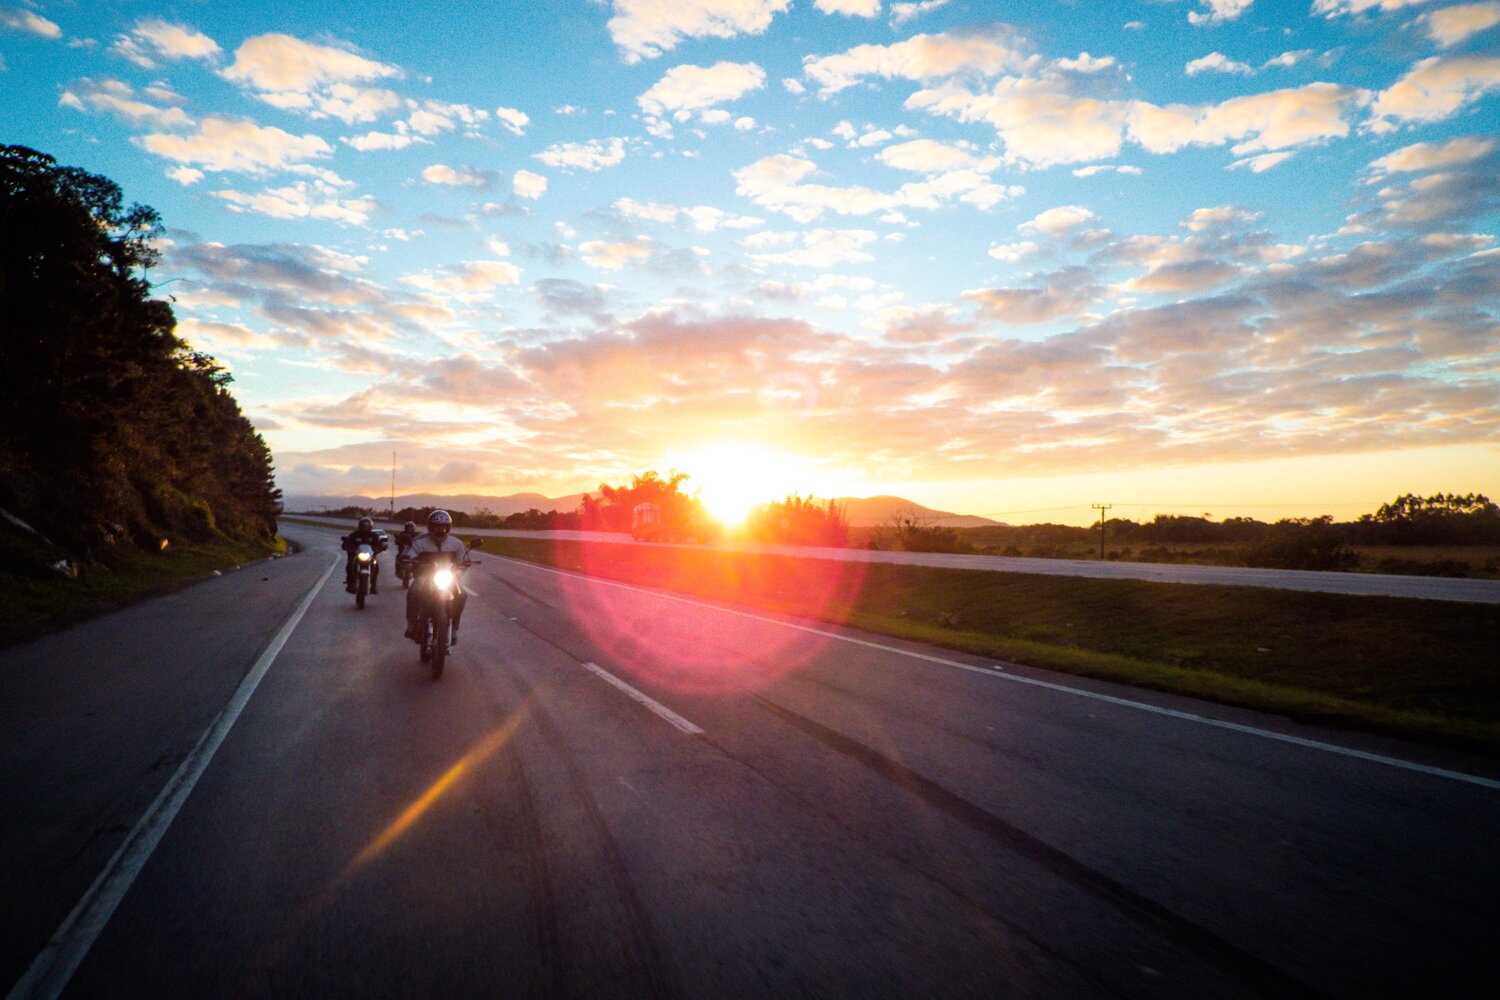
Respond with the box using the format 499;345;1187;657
0;535;289;644
481;535;1500;755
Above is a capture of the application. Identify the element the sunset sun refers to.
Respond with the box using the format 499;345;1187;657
674;443;807;526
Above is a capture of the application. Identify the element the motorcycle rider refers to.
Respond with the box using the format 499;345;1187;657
404;509;469;645
393;519;420;586
341;516;388;594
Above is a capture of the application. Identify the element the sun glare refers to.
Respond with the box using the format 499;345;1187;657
674;443;808;525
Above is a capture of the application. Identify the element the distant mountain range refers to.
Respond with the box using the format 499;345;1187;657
283;492;999;527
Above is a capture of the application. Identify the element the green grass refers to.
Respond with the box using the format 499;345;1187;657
479;536;1500;755
0;534;287;642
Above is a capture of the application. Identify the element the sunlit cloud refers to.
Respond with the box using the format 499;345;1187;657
420;163;493;188
495;106;530;135
1188;0;1254;26
1421;3;1500;47
605;0;791;63
804;26;1035;96
213;180;378;225
1367;56;1500;132
222;33;402;123
1186;52;1254;77
534;137;626;172
139;117;332;174
513;169;548;199
400;260;522;298
60;78;193;129
0;5;60;38
1368;136;1494;173
638;60;765;119
110;18;220;69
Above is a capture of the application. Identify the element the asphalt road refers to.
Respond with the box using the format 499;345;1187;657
3;524;1498;999
286;515;1500;604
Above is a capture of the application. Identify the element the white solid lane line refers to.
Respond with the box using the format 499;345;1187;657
6;556;341;1000
581;662;704;736
493;555;1500;793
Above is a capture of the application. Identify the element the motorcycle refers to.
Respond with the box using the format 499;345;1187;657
413;539;482;680
395;548;414;590
353;542;376;609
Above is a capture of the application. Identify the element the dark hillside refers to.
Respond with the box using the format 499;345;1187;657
0;145;280;577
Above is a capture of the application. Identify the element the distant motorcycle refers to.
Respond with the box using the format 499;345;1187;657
353;543;376;609
395;549;414;590
412;539;481;680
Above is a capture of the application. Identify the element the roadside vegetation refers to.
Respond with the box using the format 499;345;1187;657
480;536;1500;755
0;146;284;636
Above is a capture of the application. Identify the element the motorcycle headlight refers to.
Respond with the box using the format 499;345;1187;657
357;551;372;561
433;568;454;589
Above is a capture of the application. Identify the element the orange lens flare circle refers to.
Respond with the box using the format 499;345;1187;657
551;538;870;696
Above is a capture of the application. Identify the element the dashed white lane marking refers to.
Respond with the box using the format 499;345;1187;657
582;662;704;736
491;555;1500;793
7;556;341;1000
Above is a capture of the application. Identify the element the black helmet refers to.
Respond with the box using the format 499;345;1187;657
357;516;374;532
428;509;452;538
404;520;416;533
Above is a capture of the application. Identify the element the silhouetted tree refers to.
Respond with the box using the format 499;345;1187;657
579;471;702;532
747;495;849;547
0;145;280;560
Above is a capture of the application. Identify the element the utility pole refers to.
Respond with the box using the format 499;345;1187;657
1091;503;1112;560
389;451;396;522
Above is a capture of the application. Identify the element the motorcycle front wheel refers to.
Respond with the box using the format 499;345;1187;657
431;606;449;680
356;574;368;609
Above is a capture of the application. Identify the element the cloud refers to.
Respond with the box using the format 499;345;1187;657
1129;82;1368;156
1421;3;1500;47
496;106;530;135
400;260;521;297
212;180;377;225
908;78;1133;167
0;6;60;38
1368;136;1494;173
1072;164;1142;177
614;197;761;231
1188;0;1254;26
1228;150;1295;172
890;0;951;24
815;0;881;16
749;228;878;267
1312;0;1433;16
963;274;1101;324
513;169;548;199
638;60;765;117
579;237;656;270
110;18;220;68
1367;56;1500;131
139;117;332;174
604;0;791;63
1263;50;1316;70
803;27;1035;96
1055;53;1115;74
876;138;984;172
344;130;424;152
534;137;626;172
167;166;204;185
1186;52;1254;76
60;78;193;129
1018;205;1096;237
223;33;402;122
421;163;494;188
733;152;1020;222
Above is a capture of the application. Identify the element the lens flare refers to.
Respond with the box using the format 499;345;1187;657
551;537;870;696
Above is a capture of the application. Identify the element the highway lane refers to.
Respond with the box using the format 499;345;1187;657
286;515;1500;603
4;523;1499;998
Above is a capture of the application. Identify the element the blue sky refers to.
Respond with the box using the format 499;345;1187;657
3;0;1498;522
